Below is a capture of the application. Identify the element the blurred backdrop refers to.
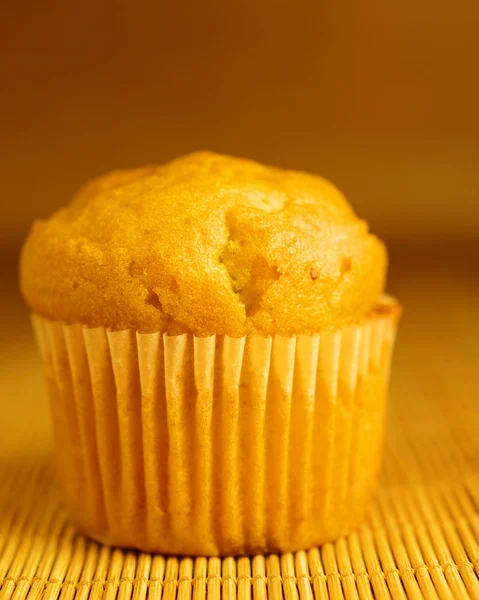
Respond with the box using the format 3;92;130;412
1;0;479;256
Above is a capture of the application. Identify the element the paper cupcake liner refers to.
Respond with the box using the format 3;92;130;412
32;299;399;556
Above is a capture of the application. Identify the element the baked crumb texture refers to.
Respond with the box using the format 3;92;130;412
21;151;387;336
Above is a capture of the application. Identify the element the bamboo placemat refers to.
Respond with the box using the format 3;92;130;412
1;250;479;600
2;349;479;600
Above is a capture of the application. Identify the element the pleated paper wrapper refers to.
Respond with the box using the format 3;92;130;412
31;300;399;556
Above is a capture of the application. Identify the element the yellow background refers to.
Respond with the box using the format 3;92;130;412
1;0;479;255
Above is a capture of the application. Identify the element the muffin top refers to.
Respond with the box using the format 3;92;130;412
20;151;387;336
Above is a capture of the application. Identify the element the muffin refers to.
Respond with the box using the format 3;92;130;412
21;151;400;555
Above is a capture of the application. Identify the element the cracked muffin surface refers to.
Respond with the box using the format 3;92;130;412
20;151;387;336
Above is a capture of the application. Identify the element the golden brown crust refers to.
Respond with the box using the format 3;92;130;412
20;151;388;336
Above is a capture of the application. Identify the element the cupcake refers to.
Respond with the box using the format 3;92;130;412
20;151;400;556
